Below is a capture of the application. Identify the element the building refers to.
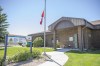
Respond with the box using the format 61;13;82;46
8;34;27;46
29;17;100;50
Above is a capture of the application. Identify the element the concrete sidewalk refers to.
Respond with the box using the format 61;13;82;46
38;49;70;66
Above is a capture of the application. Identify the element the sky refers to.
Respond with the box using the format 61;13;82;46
0;0;100;36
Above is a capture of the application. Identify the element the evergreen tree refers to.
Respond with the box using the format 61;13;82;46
0;6;9;42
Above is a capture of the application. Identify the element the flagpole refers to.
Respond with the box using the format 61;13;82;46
44;0;46;53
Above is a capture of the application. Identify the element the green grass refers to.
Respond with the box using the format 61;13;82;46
64;50;100;66
0;46;54;58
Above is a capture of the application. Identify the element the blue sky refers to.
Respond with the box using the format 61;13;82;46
0;0;100;36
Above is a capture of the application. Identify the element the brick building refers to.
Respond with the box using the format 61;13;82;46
29;17;100;50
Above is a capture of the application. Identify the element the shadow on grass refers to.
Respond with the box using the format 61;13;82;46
65;50;100;54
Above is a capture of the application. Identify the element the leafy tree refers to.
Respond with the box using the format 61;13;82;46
0;6;9;42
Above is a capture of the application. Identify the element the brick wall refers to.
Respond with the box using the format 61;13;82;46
56;27;78;48
92;30;100;48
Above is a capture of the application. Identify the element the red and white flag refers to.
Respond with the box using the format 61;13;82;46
40;11;44;25
41;11;44;17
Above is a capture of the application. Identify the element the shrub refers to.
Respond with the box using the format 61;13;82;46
18;42;23;46
12;52;28;62
26;43;30;47
56;42;61;48
8;50;41;63
33;40;43;47
90;47;100;51
32;50;41;58
0;57;3;66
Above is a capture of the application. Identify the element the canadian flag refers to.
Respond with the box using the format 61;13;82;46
40;11;44;25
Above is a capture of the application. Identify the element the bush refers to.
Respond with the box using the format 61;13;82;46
32;50;41;58
8;50;41;63
90;47;100;51
56;42;61;48
12;52;29;62
26;43;30;47
33;40;43;47
0;57;3;66
18;42;23;46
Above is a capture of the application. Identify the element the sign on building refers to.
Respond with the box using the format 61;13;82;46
69;37;73;41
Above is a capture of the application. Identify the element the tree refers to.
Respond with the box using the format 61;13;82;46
0;6;9;42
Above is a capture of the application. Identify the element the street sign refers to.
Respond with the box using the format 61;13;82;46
26;36;32;53
27;42;32;45
26;36;32;42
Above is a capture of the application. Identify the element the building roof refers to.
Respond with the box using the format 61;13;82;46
91;20;100;25
48;17;94;30
28;30;52;37
8;34;26;38
49;17;85;27
29;17;100;36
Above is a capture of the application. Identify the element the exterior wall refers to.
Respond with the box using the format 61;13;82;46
46;34;53;47
56;27;78;48
83;28;92;49
91;30;100;48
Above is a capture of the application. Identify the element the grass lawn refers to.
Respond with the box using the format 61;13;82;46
64;50;100;66
0;46;54;58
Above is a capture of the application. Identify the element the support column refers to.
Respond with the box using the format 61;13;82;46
53;30;56;50
78;26;83;51
85;28;89;49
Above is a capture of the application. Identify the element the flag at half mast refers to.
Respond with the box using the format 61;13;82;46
39;0;46;53
40;11;44;25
